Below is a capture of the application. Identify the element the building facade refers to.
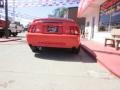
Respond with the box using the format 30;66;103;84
78;0;120;43
67;7;86;33
48;7;86;34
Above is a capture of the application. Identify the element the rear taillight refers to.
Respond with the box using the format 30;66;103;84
35;28;41;32
70;29;79;35
31;27;36;33
69;26;80;35
29;25;41;33
31;28;41;33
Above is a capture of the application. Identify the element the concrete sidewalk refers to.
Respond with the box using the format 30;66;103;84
81;39;120;78
0;37;21;42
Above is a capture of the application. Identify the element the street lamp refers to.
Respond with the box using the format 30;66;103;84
5;0;9;38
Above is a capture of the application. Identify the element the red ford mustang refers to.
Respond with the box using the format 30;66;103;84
27;18;81;54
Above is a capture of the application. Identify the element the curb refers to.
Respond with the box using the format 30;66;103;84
0;38;21;42
81;44;120;79
81;44;97;60
97;59;120;79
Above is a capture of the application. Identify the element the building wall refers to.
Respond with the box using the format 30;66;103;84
85;7;100;40
68;7;78;22
85;9;110;43
78;0;111;43
68;7;85;24
68;7;86;33
83;0;120;44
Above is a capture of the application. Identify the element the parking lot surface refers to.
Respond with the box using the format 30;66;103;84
0;33;120;90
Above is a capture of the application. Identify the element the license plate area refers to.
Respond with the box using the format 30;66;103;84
47;26;58;33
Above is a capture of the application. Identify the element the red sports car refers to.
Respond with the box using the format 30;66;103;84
27;18;81;54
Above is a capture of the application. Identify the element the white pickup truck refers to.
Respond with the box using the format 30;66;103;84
9;22;24;37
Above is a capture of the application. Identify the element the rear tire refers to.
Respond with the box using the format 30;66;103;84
0;30;4;37
72;46;80;54
8;30;11;37
29;45;39;53
12;32;18;37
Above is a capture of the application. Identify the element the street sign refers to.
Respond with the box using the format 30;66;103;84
0;0;4;8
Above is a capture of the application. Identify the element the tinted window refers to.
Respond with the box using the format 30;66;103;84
111;11;120;24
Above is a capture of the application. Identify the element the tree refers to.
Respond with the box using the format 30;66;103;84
49;7;68;18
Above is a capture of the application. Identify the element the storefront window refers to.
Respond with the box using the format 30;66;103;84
111;9;120;28
99;0;120;32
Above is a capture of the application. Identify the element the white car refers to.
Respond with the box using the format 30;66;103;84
9;23;23;37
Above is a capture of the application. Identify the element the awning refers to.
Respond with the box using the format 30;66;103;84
77;0;96;17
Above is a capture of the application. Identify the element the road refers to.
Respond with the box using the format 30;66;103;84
0;32;120;90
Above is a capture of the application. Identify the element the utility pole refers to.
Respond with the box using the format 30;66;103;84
13;0;15;20
0;0;4;20
0;0;4;8
5;0;9;38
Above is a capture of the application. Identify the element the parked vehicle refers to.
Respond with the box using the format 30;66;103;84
0;19;10;37
23;23;30;32
9;22;24;37
0;19;23;37
27;18;81;54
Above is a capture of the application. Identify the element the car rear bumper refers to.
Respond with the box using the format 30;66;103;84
27;33;80;48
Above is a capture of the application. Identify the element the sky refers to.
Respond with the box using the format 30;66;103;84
15;7;57;25
1;0;80;26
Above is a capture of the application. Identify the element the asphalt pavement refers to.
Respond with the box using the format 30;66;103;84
0;32;120;90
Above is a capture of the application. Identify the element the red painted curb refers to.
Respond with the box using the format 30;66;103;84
81;44;97;59
81;44;120;79
97;60;120;79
